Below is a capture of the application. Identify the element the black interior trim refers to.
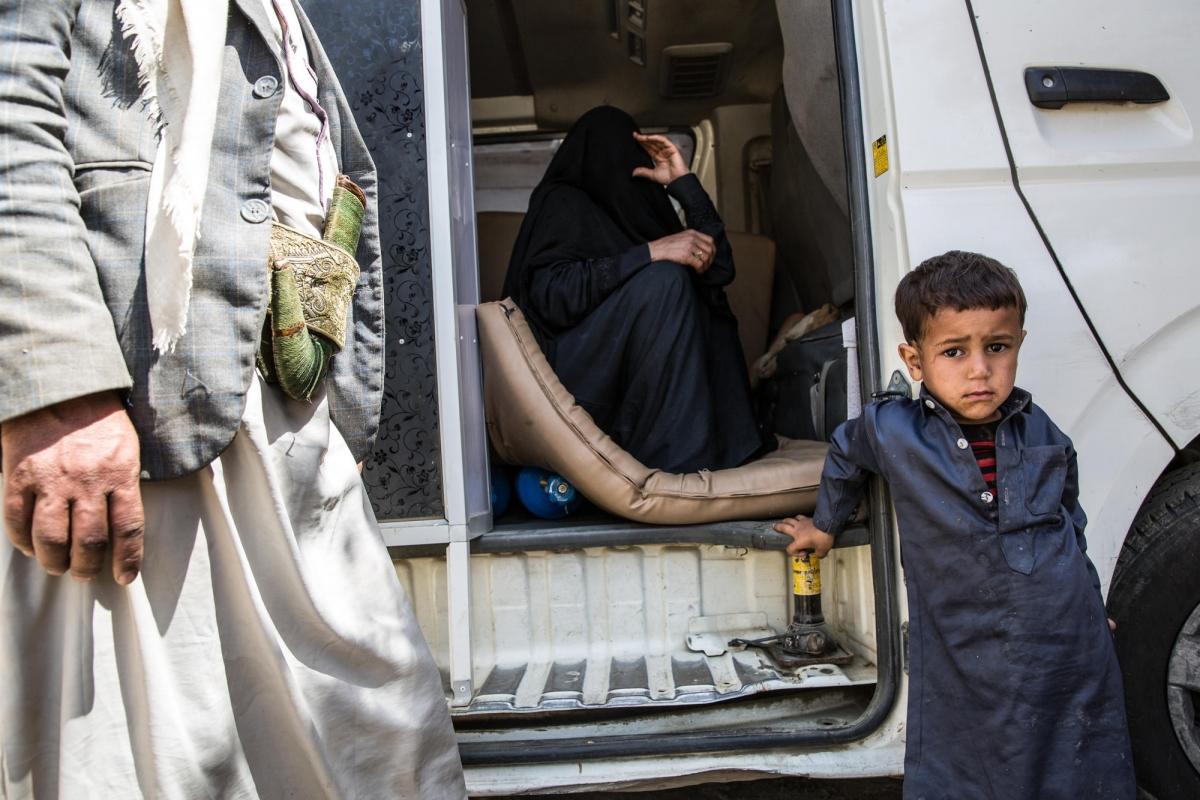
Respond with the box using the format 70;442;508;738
387;521;871;559
474;520;870;553
473;125;695;147
493;0;533;95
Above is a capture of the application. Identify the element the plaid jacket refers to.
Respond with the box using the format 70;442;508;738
0;0;384;479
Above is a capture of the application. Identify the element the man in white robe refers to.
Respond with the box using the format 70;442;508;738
0;1;467;797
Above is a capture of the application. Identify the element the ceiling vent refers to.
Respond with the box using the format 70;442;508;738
660;43;733;98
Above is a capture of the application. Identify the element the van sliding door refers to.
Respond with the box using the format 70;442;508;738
969;2;1200;448
306;0;488;707
422;0;492;540
305;1;451;522
420;0;490;706
966;0;1199;580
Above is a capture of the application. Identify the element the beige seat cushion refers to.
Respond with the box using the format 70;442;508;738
478;300;827;525
475;211;777;366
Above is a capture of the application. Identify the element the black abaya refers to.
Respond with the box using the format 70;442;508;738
502;106;765;473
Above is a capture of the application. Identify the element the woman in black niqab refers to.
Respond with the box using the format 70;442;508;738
502;106;768;473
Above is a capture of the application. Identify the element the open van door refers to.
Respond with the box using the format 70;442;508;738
420;0;493;707
968;3;1200;795
316;0;909;790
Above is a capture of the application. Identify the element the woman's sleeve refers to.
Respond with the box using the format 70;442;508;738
666;173;734;288
524;244;651;331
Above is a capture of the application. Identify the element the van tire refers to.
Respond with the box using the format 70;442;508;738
1109;462;1200;799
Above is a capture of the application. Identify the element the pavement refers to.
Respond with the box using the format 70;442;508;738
487;777;903;798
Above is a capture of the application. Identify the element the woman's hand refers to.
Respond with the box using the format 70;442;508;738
648;229;715;273
774;516;835;558
632;132;689;185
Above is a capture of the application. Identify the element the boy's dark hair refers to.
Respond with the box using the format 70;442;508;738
894;250;1027;342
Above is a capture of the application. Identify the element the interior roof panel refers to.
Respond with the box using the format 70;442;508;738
465;0;784;129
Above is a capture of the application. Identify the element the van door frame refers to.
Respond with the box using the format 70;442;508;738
415;0;491;707
452;0;902;764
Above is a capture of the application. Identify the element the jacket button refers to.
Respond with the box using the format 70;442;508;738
240;198;271;223
253;75;280;98
957;438;969;449
924;400;935;409
981;491;994;503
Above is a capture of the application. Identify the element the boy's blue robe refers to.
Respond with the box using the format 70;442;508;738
815;387;1135;799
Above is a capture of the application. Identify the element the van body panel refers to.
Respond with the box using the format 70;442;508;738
970;2;1200;449
461;739;905;796
878;0;1177;593
899;176;1172;591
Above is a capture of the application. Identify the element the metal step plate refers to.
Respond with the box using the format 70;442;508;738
450;613;874;717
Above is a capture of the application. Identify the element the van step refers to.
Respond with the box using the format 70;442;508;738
449;649;872;717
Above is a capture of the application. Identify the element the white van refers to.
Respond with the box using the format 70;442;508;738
306;0;1200;795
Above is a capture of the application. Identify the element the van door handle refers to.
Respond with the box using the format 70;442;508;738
1024;67;1170;109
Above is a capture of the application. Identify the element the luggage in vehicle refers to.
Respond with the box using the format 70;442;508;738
758;319;849;442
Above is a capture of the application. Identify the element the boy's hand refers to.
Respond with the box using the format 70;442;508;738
1108;618;1117;633
773;516;835;558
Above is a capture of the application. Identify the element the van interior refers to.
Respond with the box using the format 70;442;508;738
392;0;893;747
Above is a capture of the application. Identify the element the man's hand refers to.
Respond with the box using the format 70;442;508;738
2;391;144;584
632;132;689;185
648;229;715;273
774;516;835;558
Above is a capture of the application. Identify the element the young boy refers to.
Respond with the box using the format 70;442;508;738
776;251;1135;798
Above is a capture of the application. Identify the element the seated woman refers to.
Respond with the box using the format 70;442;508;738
501;106;769;473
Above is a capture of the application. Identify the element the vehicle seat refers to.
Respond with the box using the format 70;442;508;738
476;300;827;525
475;211;777;367
476;211;525;307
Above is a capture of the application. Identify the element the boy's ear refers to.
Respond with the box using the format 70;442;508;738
898;341;923;382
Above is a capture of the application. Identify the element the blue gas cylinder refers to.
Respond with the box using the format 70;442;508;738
515;467;583;519
489;465;512;519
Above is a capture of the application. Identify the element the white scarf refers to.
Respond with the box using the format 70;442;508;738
117;0;230;353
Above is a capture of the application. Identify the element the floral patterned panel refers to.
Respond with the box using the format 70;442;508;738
303;0;444;519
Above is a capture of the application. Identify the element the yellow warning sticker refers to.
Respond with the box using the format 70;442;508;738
872;134;889;177
791;555;823;596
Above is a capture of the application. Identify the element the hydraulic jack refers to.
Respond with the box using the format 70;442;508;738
730;551;853;669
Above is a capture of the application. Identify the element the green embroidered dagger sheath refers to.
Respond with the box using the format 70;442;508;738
259;175;366;401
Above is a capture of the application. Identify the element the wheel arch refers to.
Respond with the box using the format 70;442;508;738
1112;433;1200;581
1105;456;1200;797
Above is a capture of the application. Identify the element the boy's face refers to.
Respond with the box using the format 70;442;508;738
898;306;1026;424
